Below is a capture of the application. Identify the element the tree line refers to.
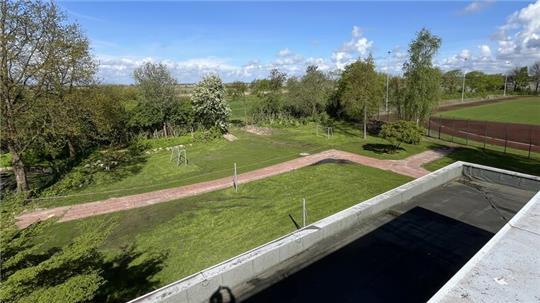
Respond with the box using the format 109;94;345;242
2;0;539;194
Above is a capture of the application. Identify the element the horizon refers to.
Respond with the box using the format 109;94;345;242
59;0;540;84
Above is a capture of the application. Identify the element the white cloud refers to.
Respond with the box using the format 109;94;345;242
97;25;376;83
493;0;540;65
331;26;374;70
479;44;492;57
462;0;494;14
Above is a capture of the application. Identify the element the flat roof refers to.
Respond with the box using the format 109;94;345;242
242;177;538;302
129;162;540;303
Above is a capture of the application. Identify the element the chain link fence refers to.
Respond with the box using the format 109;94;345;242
427;117;540;158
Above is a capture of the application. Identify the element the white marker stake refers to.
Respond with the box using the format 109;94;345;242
303;198;306;227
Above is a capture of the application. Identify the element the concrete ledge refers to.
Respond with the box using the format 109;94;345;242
428;190;540;303
130;161;539;303
129;161;465;303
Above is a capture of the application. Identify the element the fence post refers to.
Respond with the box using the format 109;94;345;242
451;118;455;143
483;122;487;149
438;124;441;140
529;126;533;159
465;119;469;145
504;124;508;154
427;117;431;137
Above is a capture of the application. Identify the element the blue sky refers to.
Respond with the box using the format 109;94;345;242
58;1;540;83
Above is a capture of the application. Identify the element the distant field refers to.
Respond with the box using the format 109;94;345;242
438;97;540;125
43;162;411;301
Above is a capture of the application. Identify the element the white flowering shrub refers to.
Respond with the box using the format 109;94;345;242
191;75;231;132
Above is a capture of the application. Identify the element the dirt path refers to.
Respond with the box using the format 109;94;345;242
16;148;452;228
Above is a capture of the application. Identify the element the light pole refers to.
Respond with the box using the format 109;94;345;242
503;61;510;96
385;50;391;114
461;58;468;102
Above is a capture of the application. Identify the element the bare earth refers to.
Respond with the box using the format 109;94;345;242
16;148;451;228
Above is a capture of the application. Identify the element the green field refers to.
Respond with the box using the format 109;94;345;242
438;97;540;125
32;122;440;208
424;145;540;176
42;162;411;301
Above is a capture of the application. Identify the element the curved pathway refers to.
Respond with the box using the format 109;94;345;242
16;148;451;228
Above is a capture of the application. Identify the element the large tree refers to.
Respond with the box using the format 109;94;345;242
511;66;530;92
1;0;95;192
441;69;463;95
401;28;442;122
529;61;540;93
338;56;384;139
191;74;230;132
287;65;334;119
131;62;182;136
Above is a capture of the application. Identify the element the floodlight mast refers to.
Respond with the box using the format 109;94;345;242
385;50;391;113
461;58;468;102
503;61;510;97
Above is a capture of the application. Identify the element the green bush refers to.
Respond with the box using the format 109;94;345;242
193;127;222;142
380;120;424;152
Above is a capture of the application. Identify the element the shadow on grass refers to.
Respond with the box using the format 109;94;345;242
97;245;168;303
362;143;403;154
437;147;540;176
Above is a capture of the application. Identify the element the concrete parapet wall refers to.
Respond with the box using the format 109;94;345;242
130;162;465;303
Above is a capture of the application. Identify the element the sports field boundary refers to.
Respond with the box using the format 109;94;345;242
16;148;451;228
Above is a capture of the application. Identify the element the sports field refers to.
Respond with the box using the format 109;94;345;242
438;97;540;125
42;162;411;301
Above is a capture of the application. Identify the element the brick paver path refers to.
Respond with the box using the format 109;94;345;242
16;148;451;228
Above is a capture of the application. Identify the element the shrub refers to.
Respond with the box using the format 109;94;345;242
380;120;424;152
193;127;223;142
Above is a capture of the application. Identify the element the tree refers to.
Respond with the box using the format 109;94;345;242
380;121;423;152
0;196;112;303
511;66;530;92
402;28;442;122
441;70;463;95
132;62;181;137
191;74;230;132
338;56;384;139
268;68;287;93
286;65;334;118
388;76;406;118
530;61;540;93
1;0;96;192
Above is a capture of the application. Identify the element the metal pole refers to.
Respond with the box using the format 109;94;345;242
428;116;431;137
302;198;306;227
528;127;532;159
385;50;391;113
465;120;469;145
504;124;508;153
461;71;466;102
504;73;508;96
234;162;238;192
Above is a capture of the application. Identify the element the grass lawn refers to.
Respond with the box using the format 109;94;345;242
437;96;540;125
42;162;412;302
424;144;540;176
32;122;439;208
